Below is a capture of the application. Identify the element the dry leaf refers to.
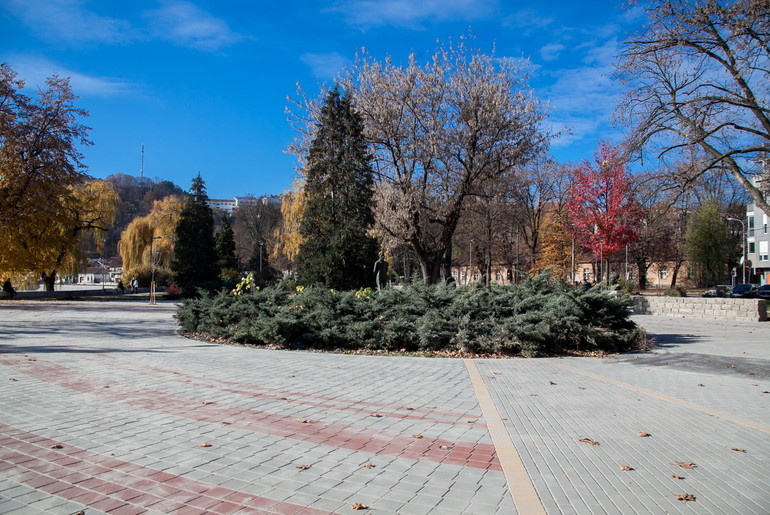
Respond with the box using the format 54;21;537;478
731;448;746;453
677;462;696;469
494;372;502;375
405;407;414;410
370;413;382;418
530;393;538;397
697;384;704;387
638;432;651;437
300;419;312;423
199;443;212;448
579;438;599;445
620;466;634;471
50;444;63;449
287;375;295;378
412;434;423;439
279;397;289;400
201;401;214;405
439;445;450;450
672;474;684;479
549;381;557;385
362;463;374;469
296;464;311;470
222;421;232;425
578;387;586;390
350;503;368;510
466;420;475;423
727;365;736;369
676;492;696;501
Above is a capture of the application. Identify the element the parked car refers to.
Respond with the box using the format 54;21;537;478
703;285;729;297
756;284;770;299
729;284;757;298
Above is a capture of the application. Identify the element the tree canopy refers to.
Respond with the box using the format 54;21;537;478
617;0;770;214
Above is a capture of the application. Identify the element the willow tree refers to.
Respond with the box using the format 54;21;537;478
118;195;183;282
346;37;549;283
272;178;307;269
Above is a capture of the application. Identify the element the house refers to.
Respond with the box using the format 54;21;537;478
747;190;770;286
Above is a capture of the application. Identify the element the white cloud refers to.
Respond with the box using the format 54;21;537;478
4;55;135;96
300;52;350;81
539;43;565;62
2;0;134;45
144;0;244;52
332;0;497;29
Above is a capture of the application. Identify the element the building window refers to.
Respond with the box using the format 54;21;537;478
687;268;694;280
659;269;668;280
748;216;754;236
749;242;755;254
583;268;590;280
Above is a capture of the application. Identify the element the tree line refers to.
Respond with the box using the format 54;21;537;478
2;0;766;293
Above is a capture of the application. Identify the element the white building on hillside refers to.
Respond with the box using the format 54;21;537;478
207;195;280;214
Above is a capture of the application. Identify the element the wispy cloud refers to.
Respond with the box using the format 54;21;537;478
332;0;497;29
144;0;245;52
4;55;135;96
300;52;350;81
539;43;565;62
2;0;134;45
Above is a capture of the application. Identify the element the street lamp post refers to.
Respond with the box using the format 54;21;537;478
726;217;747;284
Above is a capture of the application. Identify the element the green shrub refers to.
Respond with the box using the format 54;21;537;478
175;275;643;356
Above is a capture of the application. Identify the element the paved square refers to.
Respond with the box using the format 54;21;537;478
0;301;768;514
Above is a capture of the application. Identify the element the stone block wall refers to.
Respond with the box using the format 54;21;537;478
632;296;767;322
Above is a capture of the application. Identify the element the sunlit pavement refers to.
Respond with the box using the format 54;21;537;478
0;301;768;514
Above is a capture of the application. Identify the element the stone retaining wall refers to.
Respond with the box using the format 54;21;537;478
632;296;767;322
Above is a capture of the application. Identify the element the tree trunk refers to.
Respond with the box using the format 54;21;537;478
41;271;56;291
636;260;648;290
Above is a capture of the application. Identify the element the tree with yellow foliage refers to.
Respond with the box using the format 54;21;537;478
271;178;306;268
0;64;117;289
533;210;574;280
118;195;183;285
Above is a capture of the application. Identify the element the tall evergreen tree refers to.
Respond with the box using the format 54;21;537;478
296;86;379;290
215;214;238;272
171;175;218;295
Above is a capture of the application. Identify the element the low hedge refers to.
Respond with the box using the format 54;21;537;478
175;276;644;357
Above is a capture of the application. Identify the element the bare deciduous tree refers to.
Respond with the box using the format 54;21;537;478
616;0;770;214
347;37;549;283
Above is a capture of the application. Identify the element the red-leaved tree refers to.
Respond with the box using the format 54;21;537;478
567;142;642;273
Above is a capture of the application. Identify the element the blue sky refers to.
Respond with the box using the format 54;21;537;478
1;0;645;200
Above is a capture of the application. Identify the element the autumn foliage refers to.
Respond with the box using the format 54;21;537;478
567;142;642;260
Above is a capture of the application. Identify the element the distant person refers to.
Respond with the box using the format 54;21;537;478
117;280;125;293
2;278;17;299
131;277;138;293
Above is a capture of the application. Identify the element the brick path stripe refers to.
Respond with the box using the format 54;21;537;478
0;422;336;514
1;355;501;471
82;353;480;425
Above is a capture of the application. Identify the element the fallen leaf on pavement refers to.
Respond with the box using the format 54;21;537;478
370;413;382;418
677;462;696;469
405;407;414;410
300;419;312;423
412;434;423;439
362;463;374;469
620;466;634;471
201;401;214;405
578;386;586;390
350;503;368;510
549;381;557;385
676;492;696;501
222;421;232;425
672;474;684;479
727;365;736;369
50;444;63;449
199;443;212;447
296;464;311;470
638;432;651;437
439;445;450;450
731;448;746;453
697;384;704;387
494;372;502;375
579;438;599;445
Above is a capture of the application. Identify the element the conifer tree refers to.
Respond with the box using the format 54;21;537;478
215;214;238;273
296;86;378;290
171;175;218;295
